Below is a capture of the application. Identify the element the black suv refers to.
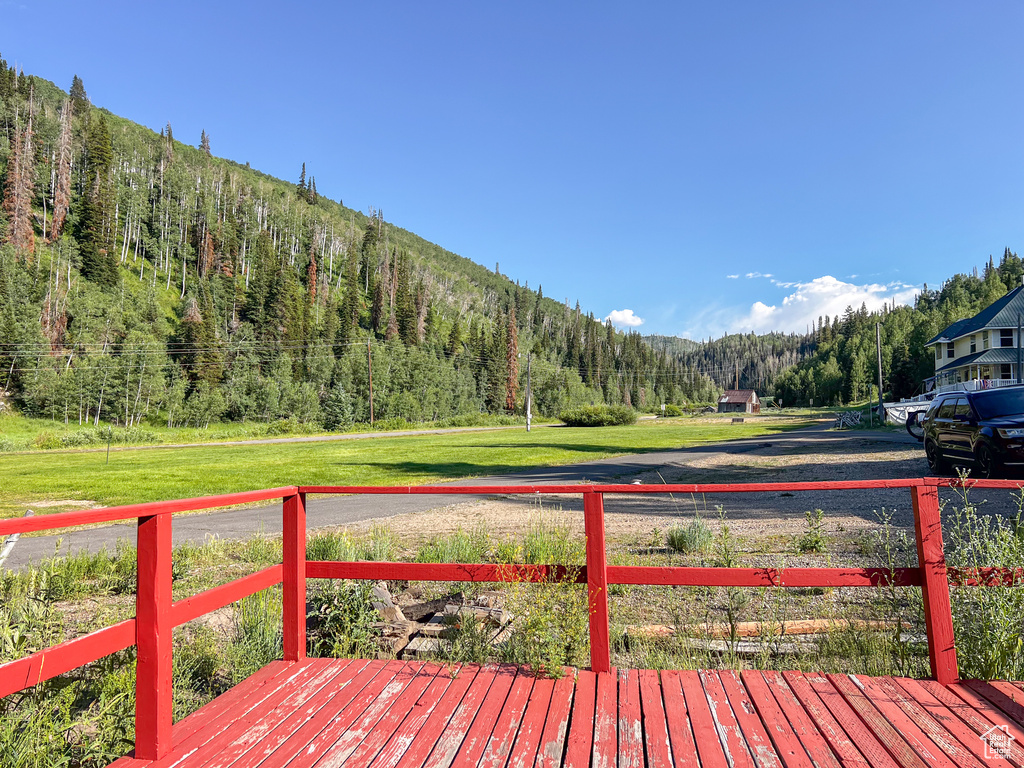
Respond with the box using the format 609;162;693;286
920;385;1024;477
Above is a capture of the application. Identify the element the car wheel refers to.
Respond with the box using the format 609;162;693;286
925;440;948;474
974;443;999;479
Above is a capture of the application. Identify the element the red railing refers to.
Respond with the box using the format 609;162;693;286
0;478;1021;761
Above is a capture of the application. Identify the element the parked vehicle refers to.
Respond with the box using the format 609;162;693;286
918;385;1024;477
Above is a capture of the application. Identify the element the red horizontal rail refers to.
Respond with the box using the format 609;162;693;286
171;565;284;626
606;565;923;588
0;618;136;699
0;486;298;536
948;566;1024;586
306;561;582;583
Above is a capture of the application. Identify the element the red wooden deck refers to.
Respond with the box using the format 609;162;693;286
107;659;1024;768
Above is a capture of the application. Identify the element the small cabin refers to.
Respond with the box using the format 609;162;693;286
717;389;760;414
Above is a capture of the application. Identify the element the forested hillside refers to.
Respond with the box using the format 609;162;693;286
772;249;1024;406
0;59;721;432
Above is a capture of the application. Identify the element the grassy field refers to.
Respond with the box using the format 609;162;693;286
0;415;816;518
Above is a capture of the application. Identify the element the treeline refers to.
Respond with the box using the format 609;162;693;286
0;59;718;431
773;249;1024;406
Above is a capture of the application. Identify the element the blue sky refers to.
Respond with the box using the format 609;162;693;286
4;1;1023;338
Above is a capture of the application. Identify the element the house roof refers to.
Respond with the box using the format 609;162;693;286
935;348;1021;372
926;285;1024;345
718;389;758;404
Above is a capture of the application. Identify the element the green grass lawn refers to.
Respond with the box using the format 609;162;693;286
0;416;815;518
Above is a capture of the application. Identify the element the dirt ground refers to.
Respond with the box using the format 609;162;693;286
332;430;1023;550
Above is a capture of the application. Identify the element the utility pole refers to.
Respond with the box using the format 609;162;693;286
875;323;885;424
525;352;532;432
1017;313;1021;384
367;340;374;425
735;361;739;390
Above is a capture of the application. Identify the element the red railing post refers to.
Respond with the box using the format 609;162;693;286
583;489;611;673
911;484;959;685
283;492;307;661
135;513;173;760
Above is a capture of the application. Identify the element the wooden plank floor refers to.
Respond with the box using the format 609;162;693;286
111;660;1024;768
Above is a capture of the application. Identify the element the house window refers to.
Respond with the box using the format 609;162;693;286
1001;329;1014;347
1002;364;1013;379
936;347;942;360
983;331;990;349
947;343;955;359
971;335;977;353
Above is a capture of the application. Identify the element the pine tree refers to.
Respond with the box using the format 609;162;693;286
79;114;117;287
297;163;306;197
200;129;211;156
69;74;89;116
49;99;73;242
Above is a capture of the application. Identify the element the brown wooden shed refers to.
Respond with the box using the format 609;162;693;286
717;389;760;414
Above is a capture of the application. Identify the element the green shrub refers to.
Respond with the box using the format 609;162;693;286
666;518;713;554
663;404;684;417
228;590;282;683
307;580;379;658
559;404;637;427
0;437;19;452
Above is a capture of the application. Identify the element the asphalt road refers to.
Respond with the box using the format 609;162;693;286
4;423;933;569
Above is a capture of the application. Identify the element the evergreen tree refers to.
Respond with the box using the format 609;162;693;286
200;129;211;156
79;114;117;287
69;74;89;115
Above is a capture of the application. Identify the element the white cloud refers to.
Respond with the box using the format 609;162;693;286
746;272;774;279
728;275;918;335
605;309;645;328
726;274;739;279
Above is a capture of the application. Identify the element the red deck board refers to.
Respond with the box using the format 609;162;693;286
700;669;757;768
478;670;536;768
677;669;731;768
826;674;934;768
617;669;644;768
917;681;1024;767
185;661;356;768
368;665;463;768
637;669;673;768
233;659;390;768
102;662;1024;768
659;671;703;768
391;664;486;768
591;668;618;768
226;659;379;768
447;664;519;768
505;675;554;768
534;672;574;768
313;661;428;768
562;669;596;768
740;671;819;768
796;672;900;768
757;671;843;768
274;659;409;768
720;670;786;768
891;678;1017;768
964;680;1024;729
418;663;505;768
146;659;336;768
946;682;1024;746
334;663;445;768
872;677;986;768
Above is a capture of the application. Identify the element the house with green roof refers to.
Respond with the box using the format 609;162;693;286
926;284;1024;392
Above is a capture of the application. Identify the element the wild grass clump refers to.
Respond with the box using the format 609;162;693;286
796;509;828;554
501;571;589;676
307;524;396;561
945;487;1024;680
666;517;713;554
495;514;584;566
559;404;637;427
227;589;282;683
416;525;490;564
